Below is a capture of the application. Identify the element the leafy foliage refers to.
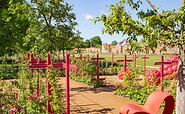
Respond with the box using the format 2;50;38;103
0;0;31;56
0;61;65;113
24;0;77;54
84;39;91;48
115;66;176;105
94;0;184;53
95;1;185;112
0;0;79;56
70;56;105;87
111;40;118;46
90;36;102;48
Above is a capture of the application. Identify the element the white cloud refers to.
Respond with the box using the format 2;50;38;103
85;14;94;20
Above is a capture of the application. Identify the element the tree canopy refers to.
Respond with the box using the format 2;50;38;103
111;40;118;46
94;0;185;53
0;0;78;56
24;0;77;54
90;36;102;48
84;39;91;48
95;0;185;113
0;0;31;56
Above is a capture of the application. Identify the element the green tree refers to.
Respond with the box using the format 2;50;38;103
73;31;86;53
90;36;102;47
84;39;91;48
95;0;185;113
0;0;31;56
111;40;118;46
24;0;77;55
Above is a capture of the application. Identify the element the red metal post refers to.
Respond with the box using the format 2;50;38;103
132;54;138;69
36;70;40;99
96;54;100;79
75;54;83;76
87;54;91;61
124;55;127;72
154;56;172;91
117;55;133;72
75;53;82;60
27;53;30;60
47;53;52;113
66;54;70;114
142;55;149;73
112;53;114;67
91;54;105;79
28;53;78;114
160;56;164;91
57;53;62;75
35;55;40;99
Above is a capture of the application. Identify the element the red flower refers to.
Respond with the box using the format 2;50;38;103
9;108;15;114
14;104;18;109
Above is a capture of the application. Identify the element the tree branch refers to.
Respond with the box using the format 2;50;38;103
145;0;158;12
32;7;52;37
145;0;175;31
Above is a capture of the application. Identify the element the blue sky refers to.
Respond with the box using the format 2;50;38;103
66;0;182;44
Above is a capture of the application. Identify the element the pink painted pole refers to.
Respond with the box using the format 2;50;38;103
36;55;40;99
47;53;52;114
27;53;30;60
30;53;34;60
90;54;105;80
142;55;149;73
116;55;133;72
160;56;164;91
124;55;127;72
88;54;91;61
80;54;82;60
66;54;70;114
144;55;146;72
154;56;172;91
28;53;77;114
112;53;114;67
96;54;99;79
57;53;62;75
132;54;137;69
75;54;82;60
36;70;40;99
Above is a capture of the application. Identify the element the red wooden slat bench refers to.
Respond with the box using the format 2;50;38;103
120;90;175;114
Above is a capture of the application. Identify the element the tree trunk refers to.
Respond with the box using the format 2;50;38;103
176;1;185;113
176;56;185;113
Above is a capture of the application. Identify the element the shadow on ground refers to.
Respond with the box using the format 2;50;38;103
70;84;117;93
71;105;114;114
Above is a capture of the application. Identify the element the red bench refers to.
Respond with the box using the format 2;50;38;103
120;90;175;114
